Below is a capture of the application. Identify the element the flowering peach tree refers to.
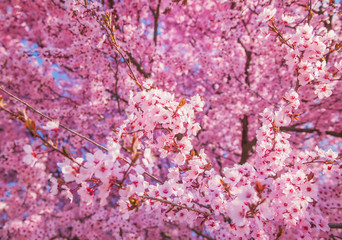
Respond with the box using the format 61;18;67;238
0;0;342;239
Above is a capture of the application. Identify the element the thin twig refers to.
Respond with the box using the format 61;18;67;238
0;86;106;151
150;0;162;45
0;104;82;166
143;196;213;216
0;86;163;183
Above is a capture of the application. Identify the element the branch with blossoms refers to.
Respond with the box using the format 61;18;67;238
0;86;163;184
2;1;342;239
29;5;342;237
100;11;145;90
75;1;147;90
0;93;80;166
143;196;213;217
0;86;104;150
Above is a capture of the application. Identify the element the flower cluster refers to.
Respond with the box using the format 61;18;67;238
2;0;342;239
284;24;336;99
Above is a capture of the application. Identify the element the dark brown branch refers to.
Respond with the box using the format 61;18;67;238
111;44;144;90
329;223;342;229
107;61;128;114
108;0;114;9
237;38;252;86
124;51;151;78
308;0;313;24
150;0;162;45
239;115;257;164
280;126;342;138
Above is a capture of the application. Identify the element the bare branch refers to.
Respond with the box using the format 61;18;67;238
239;115;257;164
329;223;342;229
280;126;342;138
150;0;162;45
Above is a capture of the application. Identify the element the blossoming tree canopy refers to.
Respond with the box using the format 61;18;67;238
0;0;341;239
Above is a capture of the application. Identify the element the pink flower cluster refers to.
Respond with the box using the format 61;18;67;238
1;0;341;239
284;24;336;99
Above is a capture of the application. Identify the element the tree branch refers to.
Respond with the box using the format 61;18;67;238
0;87;163;184
0;104;82;166
143;196;213;217
150;0;162;46
239;115;257;164
0;86;106;150
124;50;151;78
329;223;342;229
280;126;342;138
237;38;252;86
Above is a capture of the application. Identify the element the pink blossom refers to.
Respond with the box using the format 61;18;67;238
49;177;59;195
129;174;148;196
297;24;313;40
314;83;333;99
158;182;173;198
167;167;180;181
229;199;247;227
173;153;186;165
274;110;291;126
301;182;318;201
96;34;106;48
42;120;60;131
335;60;342;72
1;1;341;239
259;8;276;22
281;14;295;24
57;157;83;182
23;145;38;166
78;183;95;205
284;89;298;102
298;73;314;86
190;94;204;112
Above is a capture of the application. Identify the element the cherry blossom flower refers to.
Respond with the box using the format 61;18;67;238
324;149;338;159
57;157;83;182
229;199;247;227
78;183;95;205
259;7;276;22
190;94;204;112
158;181;173;198
50;177;59;195
23;145;38;166
42;120;60;131
173;153;186;165
297;24;313;40
129;174;148;196
314;83;333;99
335;60;342;72
298;73;314;86
96;34;106;48
274;110;291;126
167;167;180;181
